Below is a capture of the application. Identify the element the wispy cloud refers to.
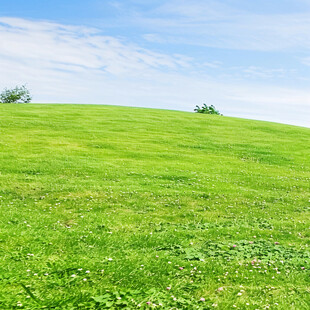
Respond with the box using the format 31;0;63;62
125;0;310;51
0;17;190;76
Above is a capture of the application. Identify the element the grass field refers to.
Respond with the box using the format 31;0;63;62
0;104;309;309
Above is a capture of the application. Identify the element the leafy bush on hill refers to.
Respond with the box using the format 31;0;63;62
0;85;32;103
194;103;222;115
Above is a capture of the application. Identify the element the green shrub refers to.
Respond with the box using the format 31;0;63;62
0;85;32;103
194;103;221;115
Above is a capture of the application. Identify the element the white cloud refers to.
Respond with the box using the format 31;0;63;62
301;57;310;66
202;61;222;69
238;66;287;79
0;17;190;76
132;1;310;51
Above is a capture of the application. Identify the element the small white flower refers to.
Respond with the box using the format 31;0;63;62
108;258;113;261
85;270;90;273
83;278;87;281
71;274;76;278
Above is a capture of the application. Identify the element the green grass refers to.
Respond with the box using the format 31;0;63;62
0;104;309;309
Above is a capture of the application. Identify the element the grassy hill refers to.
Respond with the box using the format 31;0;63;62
0;104;309;309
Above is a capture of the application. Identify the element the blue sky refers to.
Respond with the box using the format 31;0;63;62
0;0;309;127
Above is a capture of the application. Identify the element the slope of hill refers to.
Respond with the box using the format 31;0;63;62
0;104;309;309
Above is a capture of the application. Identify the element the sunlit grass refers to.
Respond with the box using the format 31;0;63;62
0;104;309;309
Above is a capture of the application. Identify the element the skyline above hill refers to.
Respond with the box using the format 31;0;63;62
0;0;309;127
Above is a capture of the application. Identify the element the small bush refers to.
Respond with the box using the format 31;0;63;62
194;104;221;115
0;85;32;103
